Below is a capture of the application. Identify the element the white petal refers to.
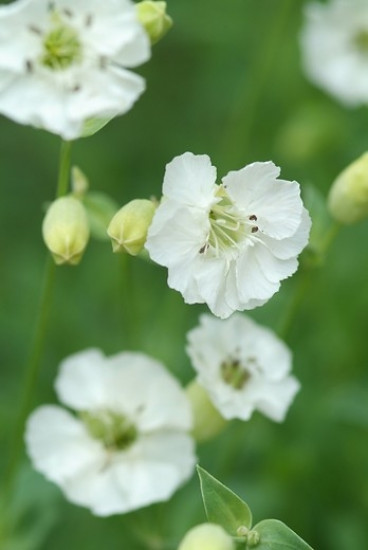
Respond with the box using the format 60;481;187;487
236;245;280;306
255;376;300;422
193;258;234;319
253;243;298;284
25;405;105;483
0;73;80;138
222;161;281;206
103;352;193;431
223;162;303;239
62;431;195;516
67;65;146;123
146;204;208;268
162;152;218;208
55;349;111;410
260;208;311;260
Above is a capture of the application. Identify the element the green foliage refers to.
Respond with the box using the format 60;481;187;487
253;520;313;550
197;467;313;550
197;466;252;535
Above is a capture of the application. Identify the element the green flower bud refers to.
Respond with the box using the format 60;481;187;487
136;1;173;45
71;166;89;196
328;152;368;224
186;381;226;443
42;196;90;265
178;524;235;550
107;198;156;255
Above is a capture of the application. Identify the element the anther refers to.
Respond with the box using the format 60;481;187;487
99;56;107;69
72;84;81;92
28;24;42;35
63;8;73;18
249;214;257;221
26;59;33;73
85;14;93;27
199;244;208;254
251;226;259;233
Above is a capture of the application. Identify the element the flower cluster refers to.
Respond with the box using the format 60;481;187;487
146;152;311;319
26;349;196;516
0;0;150;138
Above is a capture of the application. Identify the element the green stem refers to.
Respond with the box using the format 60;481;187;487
2;139;72;500
56;140;72;197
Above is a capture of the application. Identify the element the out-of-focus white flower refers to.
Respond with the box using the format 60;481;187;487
0;0;150;139
186;314;300;422
300;0;368;106
25;349;195;516
146;152;311;319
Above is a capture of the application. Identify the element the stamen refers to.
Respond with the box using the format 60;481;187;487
28;24;42;35
63;8;73;18
26;59;33;73
99;56;107;69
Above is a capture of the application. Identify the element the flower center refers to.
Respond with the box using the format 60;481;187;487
199;188;258;257
81;410;137;451
221;358;251;390
353;30;368;54
41;14;82;70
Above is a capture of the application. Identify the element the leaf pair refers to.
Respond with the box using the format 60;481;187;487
197;466;313;550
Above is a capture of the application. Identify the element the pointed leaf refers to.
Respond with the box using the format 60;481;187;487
197;465;252;535
253;519;314;550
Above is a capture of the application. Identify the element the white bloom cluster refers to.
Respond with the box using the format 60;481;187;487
301;0;368;106
146;153;311;319
0;0;150;138
25;349;195;516
187;314;300;422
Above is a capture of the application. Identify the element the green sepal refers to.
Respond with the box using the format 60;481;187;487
252;519;314;550
81;116;113;137
197;465;252;536
83;191;119;241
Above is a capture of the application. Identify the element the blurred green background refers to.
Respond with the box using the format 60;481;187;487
1;0;368;548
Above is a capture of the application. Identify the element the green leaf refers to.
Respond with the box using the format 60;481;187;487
196;465;252;536
252;519;314;550
83;191;119;241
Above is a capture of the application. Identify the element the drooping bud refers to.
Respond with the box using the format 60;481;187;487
107;198;156;255
186;380;226;443
328;152;368;224
136;1;173;45
178;523;235;550
42;196;90;265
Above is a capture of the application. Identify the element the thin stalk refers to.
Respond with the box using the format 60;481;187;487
2;139;72;500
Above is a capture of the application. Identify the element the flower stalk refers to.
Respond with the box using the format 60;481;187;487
2;139;72;501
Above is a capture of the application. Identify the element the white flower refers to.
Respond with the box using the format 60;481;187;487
145;153;311;319
0;0;150;139
186;314;300;422
25;349;195;516
300;0;368;106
